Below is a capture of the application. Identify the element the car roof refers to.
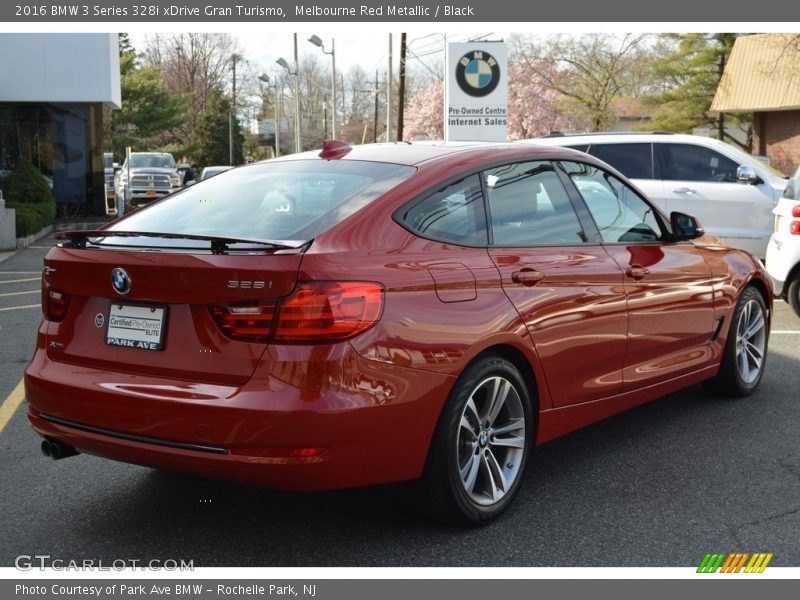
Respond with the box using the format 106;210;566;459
266;141;588;168
522;132;736;151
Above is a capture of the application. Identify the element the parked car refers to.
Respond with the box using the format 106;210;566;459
766;166;800;317
114;152;182;208
198;165;233;181
523;132;788;258
26;141;772;524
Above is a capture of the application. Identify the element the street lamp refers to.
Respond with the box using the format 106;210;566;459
308;34;336;140
230;53;240;165
277;50;301;154
258;73;280;157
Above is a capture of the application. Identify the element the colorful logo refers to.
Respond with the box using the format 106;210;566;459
455;50;501;98
697;552;773;573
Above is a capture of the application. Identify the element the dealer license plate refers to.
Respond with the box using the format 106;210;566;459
105;303;167;351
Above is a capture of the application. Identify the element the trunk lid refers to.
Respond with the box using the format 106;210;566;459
42;243;304;385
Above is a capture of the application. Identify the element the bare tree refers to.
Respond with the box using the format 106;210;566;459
140;33;244;140
512;33;655;131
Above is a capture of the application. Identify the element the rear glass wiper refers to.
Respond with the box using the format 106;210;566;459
56;230;308;254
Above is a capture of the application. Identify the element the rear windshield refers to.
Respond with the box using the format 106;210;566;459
110;159;415;245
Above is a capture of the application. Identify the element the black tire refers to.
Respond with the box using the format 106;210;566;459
423;355;533;525
788;276;800;319
705;286;769;397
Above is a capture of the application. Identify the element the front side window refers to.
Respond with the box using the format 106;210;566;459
560;161;664;244
400;174;487;245
485;161;586;246
658;143;739;182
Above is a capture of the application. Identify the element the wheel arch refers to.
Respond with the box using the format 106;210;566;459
471;343;541;445
745;275;773;330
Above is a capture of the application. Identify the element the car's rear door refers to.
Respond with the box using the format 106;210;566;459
485;160;628;407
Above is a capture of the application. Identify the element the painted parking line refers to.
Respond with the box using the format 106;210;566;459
0;277;40;285
0;271;41;275
0;379;25;435
0;290;39;298
772;331;800;334
0;304;40;312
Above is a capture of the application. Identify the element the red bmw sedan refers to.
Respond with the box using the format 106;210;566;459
25;141;771;524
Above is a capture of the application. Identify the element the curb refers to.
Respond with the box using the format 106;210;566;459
16;225;54;249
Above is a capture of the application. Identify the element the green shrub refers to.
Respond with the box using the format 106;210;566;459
8;199;56;237
2;161;53;205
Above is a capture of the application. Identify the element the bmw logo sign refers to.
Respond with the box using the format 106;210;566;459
111;267;132;295
456;50;501;98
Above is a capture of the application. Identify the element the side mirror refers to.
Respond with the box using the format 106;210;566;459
737;165;761;185
185;180;196;187
671;211;705;241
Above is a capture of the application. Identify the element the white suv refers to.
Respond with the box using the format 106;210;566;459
523;133;788;258
766;167;800;316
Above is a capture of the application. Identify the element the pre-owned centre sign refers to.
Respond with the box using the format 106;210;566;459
445;42;508;142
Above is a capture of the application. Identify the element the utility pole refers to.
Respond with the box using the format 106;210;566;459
229;53;237;165
373;70;378;143
397;32;407;141
294;34;301;153
386;33;392;142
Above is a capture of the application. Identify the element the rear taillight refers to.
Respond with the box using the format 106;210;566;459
791;221;800;235
210;281;383;344
792;205;800;218
210;300;276;343
274;281;384;343
42;283;71;322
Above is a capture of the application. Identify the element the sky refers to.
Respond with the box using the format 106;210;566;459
128;30;506;84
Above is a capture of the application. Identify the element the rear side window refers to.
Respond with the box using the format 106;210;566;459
587;143;653;179
658;143;739;182
486;161;587;246
112;160;415;245
399;175;487;246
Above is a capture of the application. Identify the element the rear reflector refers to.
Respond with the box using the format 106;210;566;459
211;281;383;344
229;446;326;458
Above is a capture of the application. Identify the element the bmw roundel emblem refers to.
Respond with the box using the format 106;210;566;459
111;267;132;295
455;50;501;98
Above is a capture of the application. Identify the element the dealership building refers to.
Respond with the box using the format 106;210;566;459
0;33;121;217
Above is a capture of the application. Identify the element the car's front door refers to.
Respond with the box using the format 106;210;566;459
561;160;717;391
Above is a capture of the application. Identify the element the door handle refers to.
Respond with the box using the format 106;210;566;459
625;266;649;280
511;270;545;287
672;187;697;194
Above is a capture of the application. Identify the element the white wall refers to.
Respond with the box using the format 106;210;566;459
0;33;120;108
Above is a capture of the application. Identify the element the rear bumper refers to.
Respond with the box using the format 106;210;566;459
128;189;171;205
765;234;800;290
25;343;453;491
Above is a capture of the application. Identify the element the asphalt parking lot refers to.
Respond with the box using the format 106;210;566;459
1;235;798;568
